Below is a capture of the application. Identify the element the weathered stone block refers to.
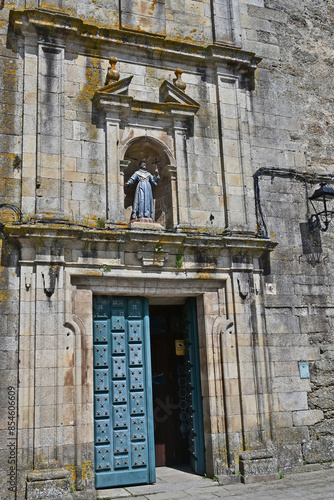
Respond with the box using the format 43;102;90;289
273;411;293;428
272;376;310;393
278;391;308;412
293;410;324;427
277;443;303;471
309;387;334;411
239;448;278;483
276;426;310;444
310;356;334;386
302;436;334;464
26;469;71;499
312;419;334;437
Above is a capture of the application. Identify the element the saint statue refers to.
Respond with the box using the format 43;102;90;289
125;159;160;221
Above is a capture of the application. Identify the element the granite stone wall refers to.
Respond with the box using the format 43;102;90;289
239;0;334;470
0;1;333;498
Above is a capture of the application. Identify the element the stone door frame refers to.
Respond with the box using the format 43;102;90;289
66;272;235;483
18;263;275;494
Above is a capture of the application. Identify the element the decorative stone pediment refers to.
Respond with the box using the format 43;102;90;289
97;76;133;96
159;80;199;108
93;59;199;120
93;82;199;119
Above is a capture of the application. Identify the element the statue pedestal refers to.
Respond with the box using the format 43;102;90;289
129;219;164;230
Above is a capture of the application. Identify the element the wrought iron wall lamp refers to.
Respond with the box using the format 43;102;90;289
254;168;334;238
308;183;334;233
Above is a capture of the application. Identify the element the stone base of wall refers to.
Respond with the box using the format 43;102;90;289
26;469;72;500
241;472;280;484
239;448;279;484
217;474;241;485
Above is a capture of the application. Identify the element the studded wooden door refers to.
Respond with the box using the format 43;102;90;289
186;298;205;476
93;296;156;489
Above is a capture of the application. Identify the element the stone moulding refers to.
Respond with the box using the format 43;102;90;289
93;92;200;120
5;224;277;263
9;9;261;75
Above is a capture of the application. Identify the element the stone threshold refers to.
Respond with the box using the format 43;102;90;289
96;466;219;499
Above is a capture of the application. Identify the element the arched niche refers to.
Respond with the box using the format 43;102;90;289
122;136;178;229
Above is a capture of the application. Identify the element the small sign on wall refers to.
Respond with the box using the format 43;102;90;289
265;283;276;295
175;340;185;356
299;361;310;379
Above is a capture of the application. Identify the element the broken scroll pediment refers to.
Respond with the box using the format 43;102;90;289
96;76;133;96
159;80;199;108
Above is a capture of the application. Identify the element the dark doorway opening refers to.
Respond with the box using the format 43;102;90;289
150;304;192;468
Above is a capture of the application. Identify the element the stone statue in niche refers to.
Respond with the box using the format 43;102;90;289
125;159;160;222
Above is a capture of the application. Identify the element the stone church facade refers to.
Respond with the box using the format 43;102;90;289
0;1;333;498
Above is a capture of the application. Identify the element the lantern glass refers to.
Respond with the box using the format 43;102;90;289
308;183;334;232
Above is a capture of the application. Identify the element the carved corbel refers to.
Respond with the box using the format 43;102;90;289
42;266;59;298
21;268;33;291
25;276;31;291
237;277;249;300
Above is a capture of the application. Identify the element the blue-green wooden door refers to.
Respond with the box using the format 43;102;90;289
93;296;155;488
187;298;205;476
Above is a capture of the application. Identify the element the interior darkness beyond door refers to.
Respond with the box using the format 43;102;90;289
149;302;205;473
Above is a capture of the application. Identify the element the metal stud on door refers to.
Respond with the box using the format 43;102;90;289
93;297;155;488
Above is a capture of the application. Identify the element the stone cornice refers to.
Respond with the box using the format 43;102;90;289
9;8;261;74
4;223;277;254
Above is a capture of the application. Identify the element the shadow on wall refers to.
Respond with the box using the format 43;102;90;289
299;222;322;267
